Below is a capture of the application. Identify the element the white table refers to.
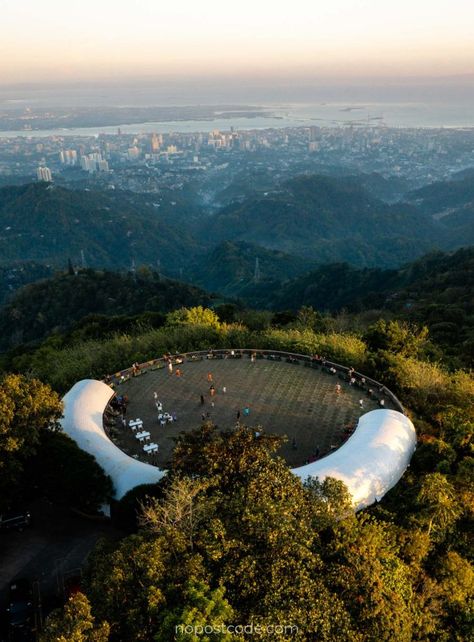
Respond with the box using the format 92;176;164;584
129;419;143;431
143;442;159;454
135;431;151;442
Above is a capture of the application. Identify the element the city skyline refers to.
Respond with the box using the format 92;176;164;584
1;0;473;85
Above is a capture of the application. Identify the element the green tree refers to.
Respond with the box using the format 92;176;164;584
324;516;414;642
436;552;474;641
31;431;114;512
40;592;110;642
0;373;62;457
0;374;62;510
155;580;242;642
166;306;221;329
364;319;429;357
305;476;354;530
417;473;462;541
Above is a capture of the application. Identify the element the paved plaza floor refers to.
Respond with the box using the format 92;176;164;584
111;357;389;469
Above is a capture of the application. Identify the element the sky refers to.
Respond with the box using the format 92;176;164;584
0;0;473;85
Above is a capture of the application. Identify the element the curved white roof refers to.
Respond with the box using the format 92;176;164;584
61;381;415;509
292;409;416;510
61;379;164;500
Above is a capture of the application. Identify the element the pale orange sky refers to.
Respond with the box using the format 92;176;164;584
0;0;473;84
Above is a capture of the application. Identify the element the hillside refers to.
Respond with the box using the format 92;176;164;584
266;248;474;364
0;175;473;294
0;268;212;350
199;175;441;267
408;173;474;213
0;261;53;305
184;240;312;297
0;182;197;271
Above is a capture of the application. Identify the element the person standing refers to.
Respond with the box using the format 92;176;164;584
168;361;173;374
207;372;213;382
200;394;205;405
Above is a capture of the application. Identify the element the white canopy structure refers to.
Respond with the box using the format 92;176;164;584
61;379;164;500
292;409;416;510
61;380;415;509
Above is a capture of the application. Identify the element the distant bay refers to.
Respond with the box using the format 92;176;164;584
0;102;473;138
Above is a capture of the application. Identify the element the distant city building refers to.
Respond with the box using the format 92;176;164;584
80;152;109;173
127;146;140;160
97;159;109;172
59;149;78;165
37;166;52;182
80;155;97;172
151;133;160;152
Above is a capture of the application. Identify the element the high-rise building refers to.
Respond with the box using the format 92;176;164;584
37;166;52;182
59;149;78;165
80;155;96;172
151;133;160;152
80;152;108;173
97;159;109;172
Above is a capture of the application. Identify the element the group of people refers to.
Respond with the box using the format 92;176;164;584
198;372;250;423
110;393;129;420
333;366;388;410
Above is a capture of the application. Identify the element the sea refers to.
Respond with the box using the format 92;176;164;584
0;82;473;137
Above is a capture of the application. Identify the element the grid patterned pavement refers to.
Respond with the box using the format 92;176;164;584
109;358;388;469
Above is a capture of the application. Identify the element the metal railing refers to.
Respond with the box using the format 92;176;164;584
106;348;404;414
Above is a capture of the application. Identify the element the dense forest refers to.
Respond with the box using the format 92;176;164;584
2;247;472;367
1;172;474;283
1;302;472;641
0;168;473;641
0;268;212;350
241;248;473;366
0;183;198;271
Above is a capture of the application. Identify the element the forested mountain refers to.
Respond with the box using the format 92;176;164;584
0;268;211;350
184;240;312;297
408;172;474;213
0;182;197;271
2;245;473;363
264;248;474;364
198;175;441;267
1;174;473;298
0;261;53;305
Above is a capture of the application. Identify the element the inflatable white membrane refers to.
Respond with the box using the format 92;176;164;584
61;379;164;499
292;409;416;510
61;380;415;508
